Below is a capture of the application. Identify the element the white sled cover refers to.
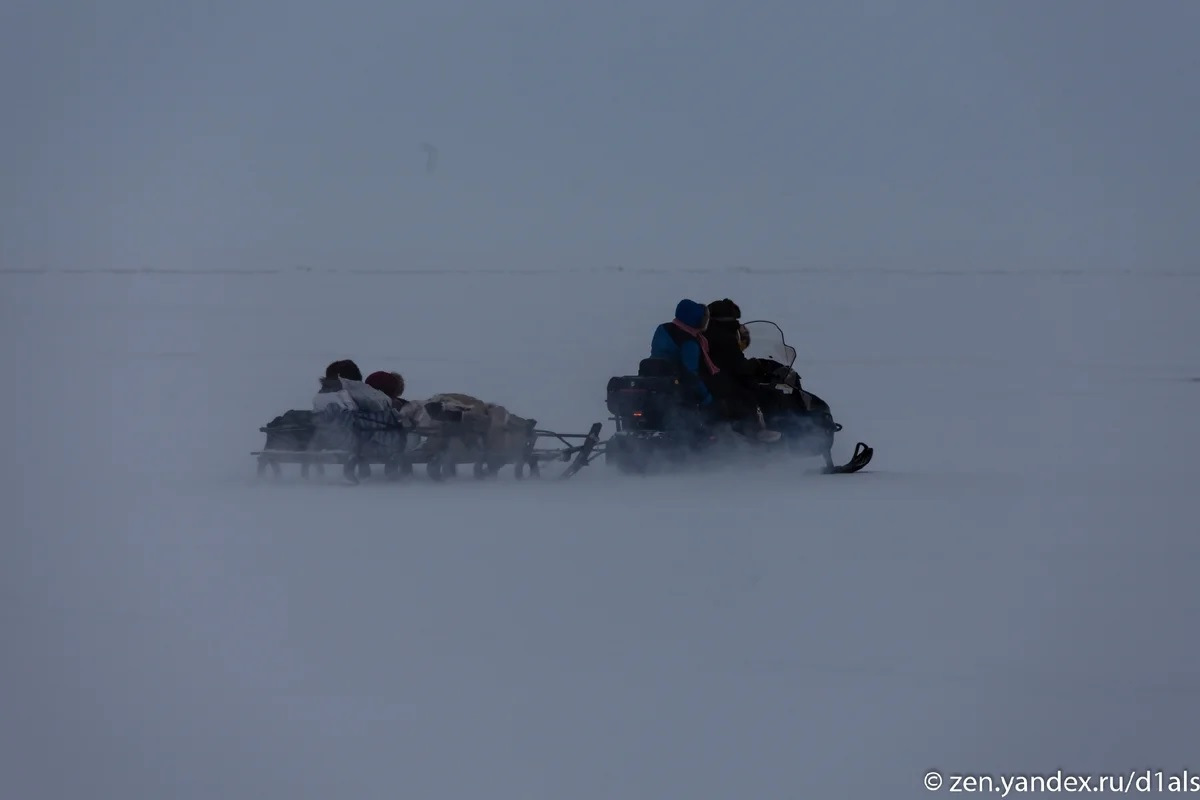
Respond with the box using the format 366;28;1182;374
404;393;535;462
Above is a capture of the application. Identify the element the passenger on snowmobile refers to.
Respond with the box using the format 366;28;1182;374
649;298;719;407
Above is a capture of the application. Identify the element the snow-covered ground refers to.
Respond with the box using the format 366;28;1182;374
3;265;1197;798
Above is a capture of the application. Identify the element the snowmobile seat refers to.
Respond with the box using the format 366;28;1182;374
637;357;679;378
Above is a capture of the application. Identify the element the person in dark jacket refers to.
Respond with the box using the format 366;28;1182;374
705;300;809;414
650;298;780;442
703;298;786;423
704;299;758;380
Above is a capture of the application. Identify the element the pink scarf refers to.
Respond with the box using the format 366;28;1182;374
672;319;720;374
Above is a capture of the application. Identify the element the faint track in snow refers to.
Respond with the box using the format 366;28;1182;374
2;265;1197;278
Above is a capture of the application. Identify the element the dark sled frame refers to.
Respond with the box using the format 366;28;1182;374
252;406;603;483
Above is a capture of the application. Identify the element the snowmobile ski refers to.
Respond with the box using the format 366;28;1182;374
821;441;873;474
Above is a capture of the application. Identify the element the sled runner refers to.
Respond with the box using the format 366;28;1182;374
251;400;602;483
594;319;874;476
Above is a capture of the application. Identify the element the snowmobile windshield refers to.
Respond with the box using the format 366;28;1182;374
741;320;796;367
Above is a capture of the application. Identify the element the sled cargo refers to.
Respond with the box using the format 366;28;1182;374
252;403;602;483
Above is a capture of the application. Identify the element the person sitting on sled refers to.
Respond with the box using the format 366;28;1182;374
313;359;395;413
312;359;409;451
365;370;413;412
650;298;781;443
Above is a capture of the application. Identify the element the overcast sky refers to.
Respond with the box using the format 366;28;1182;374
2;0;1196;272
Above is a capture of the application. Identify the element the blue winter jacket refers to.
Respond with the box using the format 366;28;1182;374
650;299;714;405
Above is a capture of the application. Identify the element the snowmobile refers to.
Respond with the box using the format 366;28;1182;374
600;319;874;475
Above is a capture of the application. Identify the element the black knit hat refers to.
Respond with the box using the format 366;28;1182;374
324;359;363;381
707;298;741;321
365;371;404;398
